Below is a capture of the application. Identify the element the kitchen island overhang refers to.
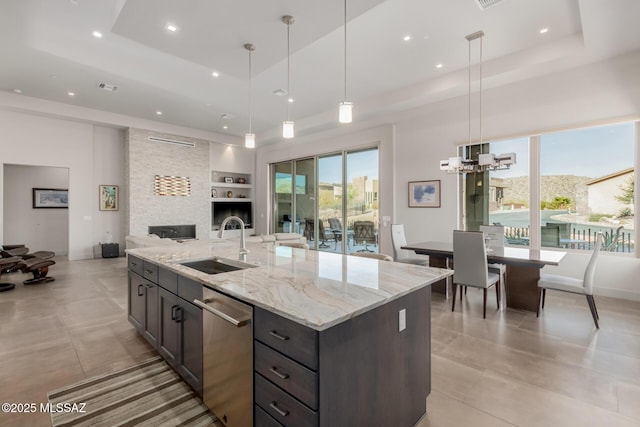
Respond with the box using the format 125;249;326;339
127;239;451;331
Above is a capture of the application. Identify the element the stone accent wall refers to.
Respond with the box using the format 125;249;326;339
125;128;210;238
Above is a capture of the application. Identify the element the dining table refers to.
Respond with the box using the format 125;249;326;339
401;241;566;312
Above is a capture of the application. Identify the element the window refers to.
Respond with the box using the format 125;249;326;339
540;123;634;252
463;138;529;246
463;122;635;253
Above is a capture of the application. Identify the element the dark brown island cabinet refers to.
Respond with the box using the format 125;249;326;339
128;255;431;426
128;255;203;395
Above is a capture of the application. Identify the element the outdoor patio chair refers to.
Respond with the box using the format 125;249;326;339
353;221;377;252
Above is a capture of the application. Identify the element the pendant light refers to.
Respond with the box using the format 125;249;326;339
244;43;255;148
282;15;295;139
338;0;353;123
438;31;516;174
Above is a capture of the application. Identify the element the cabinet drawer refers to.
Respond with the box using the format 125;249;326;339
158;268;178;294
128;255;143;276
255;308;318;370
255;374;317;427
177;275;203;302
142;261;159;283
255;405;283;427
255;341;318;410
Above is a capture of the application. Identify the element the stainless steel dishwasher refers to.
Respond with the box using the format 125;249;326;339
193;287;253;427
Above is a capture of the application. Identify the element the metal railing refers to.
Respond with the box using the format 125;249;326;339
504;225;635;252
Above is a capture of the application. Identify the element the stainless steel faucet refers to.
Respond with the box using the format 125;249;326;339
218;216;249;260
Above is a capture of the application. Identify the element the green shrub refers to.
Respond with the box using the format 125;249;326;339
617;207;633;218
589;213;612;222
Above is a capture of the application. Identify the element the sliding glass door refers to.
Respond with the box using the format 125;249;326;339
272;158;315;238
318;154;343;252
345;149;379;254
271;147;379;254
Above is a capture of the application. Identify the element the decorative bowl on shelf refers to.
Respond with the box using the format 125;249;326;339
236;177;247;184
226;190;233;198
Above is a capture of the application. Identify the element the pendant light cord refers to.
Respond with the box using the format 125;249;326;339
468;37;471;147
344;0;347;101
479;35;483;146
248;47;253;134
286;21;291;121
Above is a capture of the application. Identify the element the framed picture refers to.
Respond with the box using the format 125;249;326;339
408;180;441;208
33;188;68;209
99;185;118;211
224;177;234;184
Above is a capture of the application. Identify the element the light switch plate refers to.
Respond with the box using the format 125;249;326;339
399;308;406;332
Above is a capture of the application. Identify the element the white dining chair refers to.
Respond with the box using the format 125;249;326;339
537;232;603;328
452;230;500;318
390;224;429;266
479;224;508;297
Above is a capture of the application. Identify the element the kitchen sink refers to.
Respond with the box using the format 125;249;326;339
179;257;257;275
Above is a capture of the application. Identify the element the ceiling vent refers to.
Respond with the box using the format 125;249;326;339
147;136;195;148
98;82;118;92
473;0;506;10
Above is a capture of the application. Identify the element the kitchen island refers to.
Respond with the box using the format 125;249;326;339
127;239;451;427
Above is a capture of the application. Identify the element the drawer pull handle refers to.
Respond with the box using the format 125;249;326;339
131;262;137;267
137;284;144;296
269;402;289;417
144;269;154;275
269;367;289;380
269;330;289;341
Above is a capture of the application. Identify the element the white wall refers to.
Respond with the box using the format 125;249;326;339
0;110;123;260
93;126;126;256
393;50;640;300
3;165;69;254
256;125;395;256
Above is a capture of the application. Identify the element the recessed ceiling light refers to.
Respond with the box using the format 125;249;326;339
67;91;75;96
288;98;294;103
539;27;549;34
220;113;235;120
211;71;220;78
166;24;178;32
403;35;412;41
92;31;103;38
13;89;22;94
156;111;162;115
436;63;443;69
222;125;228;129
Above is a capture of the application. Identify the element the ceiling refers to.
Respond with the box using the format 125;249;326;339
1;0;639;145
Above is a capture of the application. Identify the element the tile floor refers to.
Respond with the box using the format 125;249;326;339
1;256;639;426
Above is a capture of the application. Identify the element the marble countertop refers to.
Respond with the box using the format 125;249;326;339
127;239;451;331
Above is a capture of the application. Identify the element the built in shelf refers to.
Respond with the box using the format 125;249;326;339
211;198;251;202
210;182;253;189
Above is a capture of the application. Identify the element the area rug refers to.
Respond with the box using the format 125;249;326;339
47;356;217;427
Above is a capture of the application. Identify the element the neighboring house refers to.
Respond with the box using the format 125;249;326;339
586;168;634;215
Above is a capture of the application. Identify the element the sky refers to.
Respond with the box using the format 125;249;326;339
318;148;379;184
491;122;634;179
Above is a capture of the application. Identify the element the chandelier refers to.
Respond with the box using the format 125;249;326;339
439;30;516;174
